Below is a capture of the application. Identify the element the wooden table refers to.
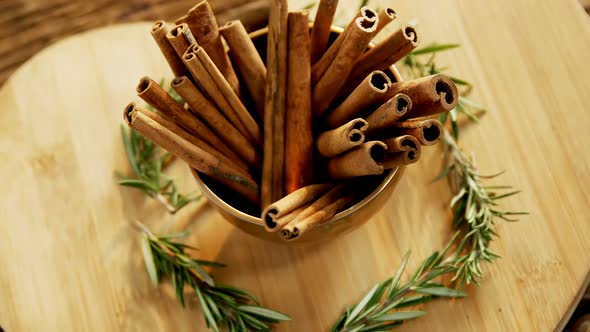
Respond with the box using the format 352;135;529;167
0;0;589;331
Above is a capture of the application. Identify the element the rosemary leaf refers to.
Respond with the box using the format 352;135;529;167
371;311;426;322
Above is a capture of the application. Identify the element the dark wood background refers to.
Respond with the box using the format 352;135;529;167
0;0;269;86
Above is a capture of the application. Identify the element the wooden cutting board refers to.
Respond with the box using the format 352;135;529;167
1;0;590;331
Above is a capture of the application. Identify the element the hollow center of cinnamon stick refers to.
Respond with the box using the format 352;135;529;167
386;8;397;17
423;125;441;142
370;144;385;163
264;209;278;228
403;26;418;43
363;9;377;19
370;73;389;90
137;78;151;93
171;26;184;37
397;97;409;113
435;80;455;104
408;150;416;160
401;138;417;150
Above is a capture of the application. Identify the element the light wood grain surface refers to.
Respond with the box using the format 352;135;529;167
1;0;589;331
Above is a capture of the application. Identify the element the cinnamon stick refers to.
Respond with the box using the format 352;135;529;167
382;135;421;169
186;0;241;96
150;21;190;78
327;141;386;180
391;119;443;146
281;194;354;241
262;183;333;232
220;20;267;119
193;46;262;145
175;15;188;25
285;11;313;194
365;93;412;136
326;71;390;128
140;103;251;176
311;6;378;85
312;15;379;118
278;184;347;240
317;118;368;158
344;24;419;93
182;46;254;143
135;77;239;162
385;75;459;118
310;0;339;64
171;76;258;167
215;0;270;33
166;23;196;57
124;103;259;204
375;7;397;35
261;0;288;208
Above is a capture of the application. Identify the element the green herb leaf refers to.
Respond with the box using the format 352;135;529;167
141;234;158;287
238;305;292;321
372;311;426;322
414;287;466;297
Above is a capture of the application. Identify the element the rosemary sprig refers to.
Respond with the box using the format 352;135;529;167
331;235;466;332
137;221;291;331
119;80;199;214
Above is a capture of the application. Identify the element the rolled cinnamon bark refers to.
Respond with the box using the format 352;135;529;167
392;119;443;146
166;23;196;58
311;6;378;85
136;77;239;162
383;148;421;169
182;46;253;143
175;14;188;25
279;184;347;240
365;93;412;136
326;71;390;128
124;103;259;204
186;0;241;96
344;24;419;93
317;118;368;158
193;46;262;145
383;134;420;153
310;0;339;64
281;194;354;241
140;104;251;176
375;7;397;35
327;141;386;180
285;11;313;195
171;76;258;167
150;21;190;78
262;183;333;232
261;0;288;208
312;16;379;118
220;20;267;120
385;75;459;118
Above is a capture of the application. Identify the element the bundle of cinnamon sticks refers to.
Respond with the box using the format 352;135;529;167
122;0;459;241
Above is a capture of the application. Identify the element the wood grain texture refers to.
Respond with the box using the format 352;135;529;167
0;0;267;86
0;0;589;331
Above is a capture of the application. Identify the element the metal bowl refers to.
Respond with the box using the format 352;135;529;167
190;25;404;243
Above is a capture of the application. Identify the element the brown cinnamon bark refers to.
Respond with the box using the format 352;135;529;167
385;75;459;118
375;7;397;35
175;15;188;25
317;118;368;158
391;119;443;146
310;0;339;64
171;76;259;167
135;77;239;162
262;183;333;232
140;104;251;176
383;135;420;153
182;46;253;143
327;141;386;180
285;11;313;194
166;23;196;58
326;71;390;128
365;93;412;136
185;0;241;96
382;135;421;169
150;21;190;78
124;103;259;204
215;0;270;33
194;46;262;145
312;16;379;118
311;6;378;85
261;0;288;208
220;20;267;119
344;24;419;93
281;194;354;241
278;184;347;240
